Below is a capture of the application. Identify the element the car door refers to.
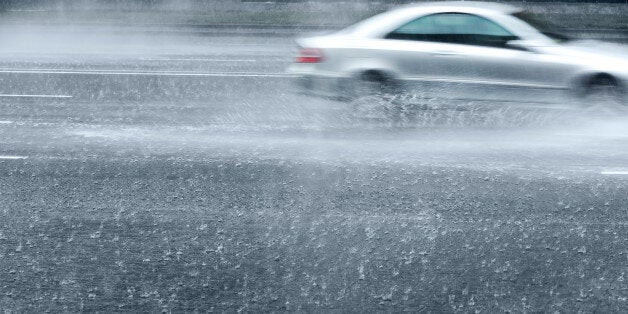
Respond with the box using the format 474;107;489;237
383;13;483;99
454;43;577;103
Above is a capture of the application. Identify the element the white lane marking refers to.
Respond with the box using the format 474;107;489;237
0;155;28;160
140;58;259;62
7;9;46;12
0;68;293;78
0;94;73;98
601;171;628;175
0;121;13;124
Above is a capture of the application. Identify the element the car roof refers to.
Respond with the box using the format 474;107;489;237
342;1;523;38
399;1;520;14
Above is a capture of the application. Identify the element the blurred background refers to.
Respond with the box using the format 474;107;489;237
0;0;626;30
0;1;626;43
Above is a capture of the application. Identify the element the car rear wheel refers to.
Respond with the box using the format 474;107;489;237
352;71;398;99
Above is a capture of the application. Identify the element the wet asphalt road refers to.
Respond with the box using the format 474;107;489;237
0;29;627;312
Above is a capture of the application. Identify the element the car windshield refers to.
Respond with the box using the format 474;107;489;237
512;12;572;43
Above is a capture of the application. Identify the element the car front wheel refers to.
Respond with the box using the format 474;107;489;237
581;75;625;107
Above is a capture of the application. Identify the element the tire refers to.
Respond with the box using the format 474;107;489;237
351;71;399;99
581;75;625;107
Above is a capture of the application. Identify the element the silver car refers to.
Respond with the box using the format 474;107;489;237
288;1;628;105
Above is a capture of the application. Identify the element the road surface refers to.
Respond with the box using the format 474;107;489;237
0;27;627;312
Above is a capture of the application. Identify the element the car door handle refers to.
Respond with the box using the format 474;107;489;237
431;51;459;56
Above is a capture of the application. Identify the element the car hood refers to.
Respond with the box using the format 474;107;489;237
535;40;628;77
562;40;628;59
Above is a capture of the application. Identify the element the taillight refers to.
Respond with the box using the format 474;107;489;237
295;48;324;63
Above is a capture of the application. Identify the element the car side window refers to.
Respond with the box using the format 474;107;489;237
385;13;518;48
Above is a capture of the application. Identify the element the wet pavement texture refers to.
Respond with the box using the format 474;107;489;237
0;28;627;312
